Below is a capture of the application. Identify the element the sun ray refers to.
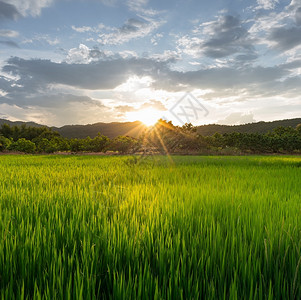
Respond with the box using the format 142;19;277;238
153;125;174;165
141;119;175;165
126;108;162;127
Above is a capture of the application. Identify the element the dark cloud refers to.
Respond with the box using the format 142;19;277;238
0;1;20;20
280;59;301;70
269;26;301;51
295;7;301;25
228;74;301;99
3;93;105;109
153;65;288;92
0;90;118;126
202;15;255;59
0;40;19;48
89;48;108;60
98;17;162;45
180;15;257;61
3;57;165;90
0;88;111;125
235;53;258;61
120;18;146;34
0;55;297;107
3;57;146;90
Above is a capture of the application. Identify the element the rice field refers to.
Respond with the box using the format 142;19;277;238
0;155;300;299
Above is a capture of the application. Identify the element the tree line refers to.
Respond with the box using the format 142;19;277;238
0;121;301;154
142;120;301;154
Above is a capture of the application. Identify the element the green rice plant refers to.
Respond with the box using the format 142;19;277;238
0;155;300;299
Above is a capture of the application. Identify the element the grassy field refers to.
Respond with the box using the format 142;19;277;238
0;155;300;299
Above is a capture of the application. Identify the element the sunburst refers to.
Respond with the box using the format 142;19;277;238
126;108;162;126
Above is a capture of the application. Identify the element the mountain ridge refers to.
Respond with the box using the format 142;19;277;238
0;118;300;138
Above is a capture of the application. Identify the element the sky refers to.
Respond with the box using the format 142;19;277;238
0;0;300;127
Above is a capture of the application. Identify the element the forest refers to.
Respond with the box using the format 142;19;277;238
1;120;301;154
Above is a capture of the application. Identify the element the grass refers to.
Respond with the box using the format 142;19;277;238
0;155;300;299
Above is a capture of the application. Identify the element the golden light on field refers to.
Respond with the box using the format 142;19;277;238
126;108;163;126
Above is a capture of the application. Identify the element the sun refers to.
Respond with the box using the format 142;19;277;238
126;108;162;126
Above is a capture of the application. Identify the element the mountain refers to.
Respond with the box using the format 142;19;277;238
196;118;301;136
0;119;44;128
55;121;147;139
0;118;300;138
0;119;147;138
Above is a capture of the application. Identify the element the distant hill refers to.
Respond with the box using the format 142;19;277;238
0;119;44;128
0;118;300;138
196;118;301;136
55;121;147;139
0;119;147;138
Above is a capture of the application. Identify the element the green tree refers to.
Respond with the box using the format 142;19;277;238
182;123;197;133
109;136;141;154
35;138;59;153
70;139;86;152
90;134;109;152
142;119;181;153
0;124;13;139
296;124;301;135
0;135;12;151
9;138;36;153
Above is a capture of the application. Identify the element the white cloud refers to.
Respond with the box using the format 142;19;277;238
66;44;113;64
118;50;138;59
97;18;164;45
177;36;204;58
71;17;164;46
66;44;92;64
21;34;60;46
65;44;137;64
71;24;107;33
0;0;300;126
151;33;163;45
71;26;93;33
0;30;19;38
218;112;256;125
116;99;167;114
256;0;278;10
0;89;8;97
114;75;154;92
127;0;161;17
150;50;181;62
189;61;201;66
48;38;59;46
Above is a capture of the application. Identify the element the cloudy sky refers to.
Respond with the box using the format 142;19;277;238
0;0;300;126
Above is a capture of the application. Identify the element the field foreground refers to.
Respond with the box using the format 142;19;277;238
0;155;300;299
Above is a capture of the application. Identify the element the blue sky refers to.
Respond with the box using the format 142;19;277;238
0;0;300;126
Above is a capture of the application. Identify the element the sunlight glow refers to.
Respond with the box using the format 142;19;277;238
126;108;163;126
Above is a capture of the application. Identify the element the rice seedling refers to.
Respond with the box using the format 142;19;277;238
0;155;300;299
